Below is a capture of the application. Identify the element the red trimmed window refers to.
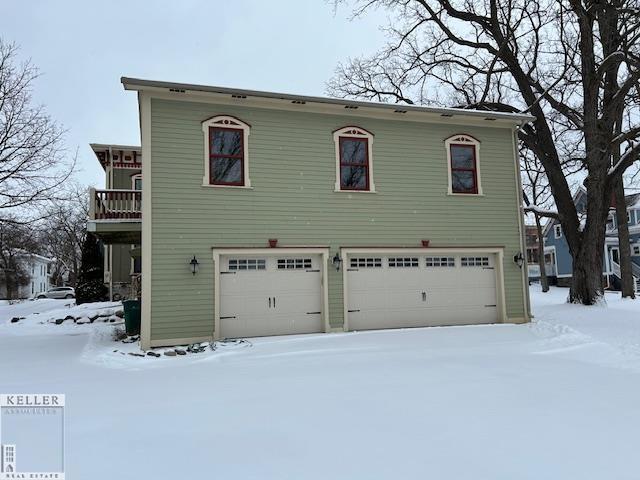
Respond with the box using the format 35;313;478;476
339;137;369;190
209;126;244;186
450;144;478;194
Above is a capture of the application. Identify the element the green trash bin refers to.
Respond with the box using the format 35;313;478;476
122;299;141;336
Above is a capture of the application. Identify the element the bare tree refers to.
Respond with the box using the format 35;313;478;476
0;218;40;299
329;0;640;305
39;183;89;287
0;39;72;220
521;149;554;292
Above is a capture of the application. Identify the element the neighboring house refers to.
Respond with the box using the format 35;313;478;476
88;77;533;350
88;144;142;301
525;225;540;278
542;188;640;292
0;252;53;299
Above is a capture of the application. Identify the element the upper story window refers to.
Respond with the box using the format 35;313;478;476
333;126;375;192
554;224;562;239
201;116;251;188
445;134;482;195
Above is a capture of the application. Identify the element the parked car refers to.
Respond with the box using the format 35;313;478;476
36;287;75;299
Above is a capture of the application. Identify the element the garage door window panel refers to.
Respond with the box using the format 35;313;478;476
388;257;419;267
461;256;490;267
350;257;382;268
228;258;266;271
425;257;456;267
277;258;313;270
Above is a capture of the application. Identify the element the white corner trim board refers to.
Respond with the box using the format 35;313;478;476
140;92;153;351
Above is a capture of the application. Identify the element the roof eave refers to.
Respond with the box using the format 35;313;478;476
121;77;535;125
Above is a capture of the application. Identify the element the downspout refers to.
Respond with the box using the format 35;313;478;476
512;123;532;321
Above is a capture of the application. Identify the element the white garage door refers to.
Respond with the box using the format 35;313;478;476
346;253;498;331
219;255;324;338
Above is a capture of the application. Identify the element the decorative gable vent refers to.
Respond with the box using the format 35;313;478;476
335;127;373;138
446;134;479;144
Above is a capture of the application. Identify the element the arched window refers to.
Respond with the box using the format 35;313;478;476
202;115;251;187
333;126;375;192
444;134;482;195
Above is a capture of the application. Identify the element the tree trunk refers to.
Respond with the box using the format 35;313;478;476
614;178;636;298
534;215;549;292
569;191;608;304
5;272;17;301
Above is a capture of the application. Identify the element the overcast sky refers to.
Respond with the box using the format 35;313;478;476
4;1;387;187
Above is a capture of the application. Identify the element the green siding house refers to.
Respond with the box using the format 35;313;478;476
88;77;533;350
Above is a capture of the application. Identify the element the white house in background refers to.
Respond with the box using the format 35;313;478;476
0;252;54;299
25;253;54;298
1;444;16;473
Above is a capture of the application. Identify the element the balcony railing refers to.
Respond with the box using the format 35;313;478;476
89;188;141;220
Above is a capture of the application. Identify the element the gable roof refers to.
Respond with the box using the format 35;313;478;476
121;77;535;126
542;189;640;238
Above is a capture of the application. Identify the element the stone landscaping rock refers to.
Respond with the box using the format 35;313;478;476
128;352;145;357
76;317;91;325
55;318;64;325
115;310;124;318
164;350;177;357
175;349;186;356
147;351;161;358
187;343;206;353
10;317;20;323
89;313;100;322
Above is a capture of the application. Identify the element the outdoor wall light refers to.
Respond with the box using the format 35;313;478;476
332;253;343;271
189;255;200;275
513;252;524;268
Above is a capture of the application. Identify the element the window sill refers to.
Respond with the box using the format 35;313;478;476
447;192;485;197
334;189;377;194
201;184;254;190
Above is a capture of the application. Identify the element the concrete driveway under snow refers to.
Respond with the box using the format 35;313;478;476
1;287;640;480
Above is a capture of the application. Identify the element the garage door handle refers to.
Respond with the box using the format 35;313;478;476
422;291;427;301
348;309;360;313
306;311;321;315
485;304;497;307
268;297;271;308
273;297;276;308
306;269;320;273
220;316;236;319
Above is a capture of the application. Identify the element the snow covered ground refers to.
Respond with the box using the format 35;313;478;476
1;287;640;479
